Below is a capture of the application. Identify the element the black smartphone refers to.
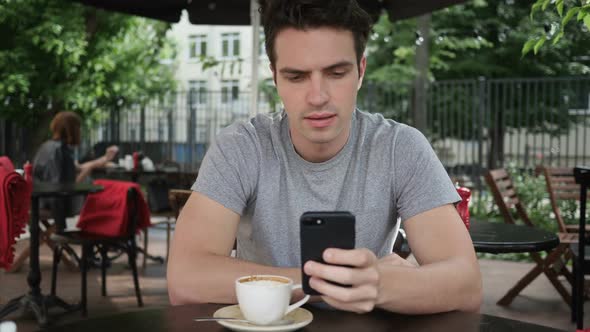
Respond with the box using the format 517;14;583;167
300;211;356;295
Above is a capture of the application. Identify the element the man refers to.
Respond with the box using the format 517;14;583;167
168;0;481;314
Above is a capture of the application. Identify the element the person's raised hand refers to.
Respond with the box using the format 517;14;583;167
303;248;381;313
104;145;119;162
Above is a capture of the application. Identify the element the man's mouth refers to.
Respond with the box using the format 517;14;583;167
304;112;337;128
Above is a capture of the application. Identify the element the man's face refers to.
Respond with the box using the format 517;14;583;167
272;27;366;154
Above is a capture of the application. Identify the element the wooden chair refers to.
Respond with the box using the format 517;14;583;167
485;168;575;306
50;187;143;316
166;189;239;256
8;209;78;272
537;166;590;234
168;189;192;219
538;166;590;318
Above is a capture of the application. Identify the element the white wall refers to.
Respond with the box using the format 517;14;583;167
168;12;273;93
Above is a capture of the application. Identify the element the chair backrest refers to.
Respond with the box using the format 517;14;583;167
537;166;582;233
0;167;31;270
77;180;151;237
484;168;534;227
168;189;192;219
0;156;15;172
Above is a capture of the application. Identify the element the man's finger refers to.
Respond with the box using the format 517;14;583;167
304;260;379;286
309;277;378;303
322;248;377;267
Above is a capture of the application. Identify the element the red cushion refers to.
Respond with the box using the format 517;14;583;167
77;179;151;237
0;168;31;270
0;156;15;172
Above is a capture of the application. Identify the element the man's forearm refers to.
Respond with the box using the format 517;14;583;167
167;253;303;305
376;257;482;314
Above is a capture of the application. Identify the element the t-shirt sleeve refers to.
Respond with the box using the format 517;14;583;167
393;125;461;222
192;124;259;216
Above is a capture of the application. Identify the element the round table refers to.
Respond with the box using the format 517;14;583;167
41;303;567;332
469;220;559;254
0;182;103;326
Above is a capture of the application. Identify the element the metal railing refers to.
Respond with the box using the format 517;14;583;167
2;76;589;192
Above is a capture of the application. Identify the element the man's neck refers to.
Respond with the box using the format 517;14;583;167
290;126;351;163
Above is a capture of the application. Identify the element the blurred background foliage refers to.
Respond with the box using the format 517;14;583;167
0;0;177;153
366;0;590;84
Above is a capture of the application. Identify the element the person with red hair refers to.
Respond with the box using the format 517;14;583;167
33;111;118;215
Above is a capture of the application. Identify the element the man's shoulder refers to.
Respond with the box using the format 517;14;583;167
355;110;430;152
355;109;409;138
214;112;282;152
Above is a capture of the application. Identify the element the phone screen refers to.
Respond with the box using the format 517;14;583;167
300;211;355;295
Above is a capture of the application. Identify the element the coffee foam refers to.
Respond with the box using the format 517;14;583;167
239;276;289;285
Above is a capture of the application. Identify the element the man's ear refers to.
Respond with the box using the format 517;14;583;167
357;56;367;91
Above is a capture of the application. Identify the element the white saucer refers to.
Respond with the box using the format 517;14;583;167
213;305;313;332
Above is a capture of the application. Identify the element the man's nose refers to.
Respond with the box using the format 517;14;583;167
306;74;329;106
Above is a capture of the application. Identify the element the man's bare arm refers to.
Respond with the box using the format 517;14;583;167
376;204;482;313
304;204;481;314
167;192;303;305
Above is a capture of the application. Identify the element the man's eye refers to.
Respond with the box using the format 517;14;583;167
330;71;346;78
287;75;304;82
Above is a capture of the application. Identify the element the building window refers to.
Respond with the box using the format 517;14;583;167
189;35;207;59
188;80;208;105
221;80;239;103
221;32;240;59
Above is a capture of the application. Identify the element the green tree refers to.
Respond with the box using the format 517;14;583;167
0;0;177;156
366;0;590;81
363;0;590;168
523;0;590;56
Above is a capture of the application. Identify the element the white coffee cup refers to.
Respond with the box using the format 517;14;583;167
235;275;310;326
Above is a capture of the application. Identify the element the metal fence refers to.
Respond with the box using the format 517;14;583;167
2;76;589;192
360;76;590;190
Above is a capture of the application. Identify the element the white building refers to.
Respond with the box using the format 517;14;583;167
168;12;273;101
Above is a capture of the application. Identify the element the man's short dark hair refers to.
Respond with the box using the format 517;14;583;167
259;0;372;69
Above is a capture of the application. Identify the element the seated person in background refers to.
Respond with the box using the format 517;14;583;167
167;0;481;314
33;111;118;217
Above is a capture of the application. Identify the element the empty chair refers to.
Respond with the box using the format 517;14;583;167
538;166;590;234
485;168;576;306
50;180;150;316
538;166;590;321
168;189;192;220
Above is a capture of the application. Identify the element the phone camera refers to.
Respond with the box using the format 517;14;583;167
316;219;323;225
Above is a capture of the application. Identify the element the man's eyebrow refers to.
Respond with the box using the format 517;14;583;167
278;61;354;75
279;68;307;75
323;61;354;71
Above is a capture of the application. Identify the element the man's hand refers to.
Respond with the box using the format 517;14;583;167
303;248;381;313
303;249;419;313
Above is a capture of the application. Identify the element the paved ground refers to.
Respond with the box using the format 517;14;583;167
1;228;587;332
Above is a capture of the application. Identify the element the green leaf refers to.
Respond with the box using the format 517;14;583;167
578;9;585;21
533;37;546;54
522;39;537;56
541;0;551;11
562;7;580;26
556;0;564;17
584;15;590;31
531;1;544;19
552;30;564;45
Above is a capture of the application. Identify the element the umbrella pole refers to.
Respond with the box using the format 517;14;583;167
250;0;260;117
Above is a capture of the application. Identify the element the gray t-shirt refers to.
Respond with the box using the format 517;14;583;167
33;139;82;217
193;109;460;267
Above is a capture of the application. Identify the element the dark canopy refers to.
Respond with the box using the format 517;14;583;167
74;0;466;24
